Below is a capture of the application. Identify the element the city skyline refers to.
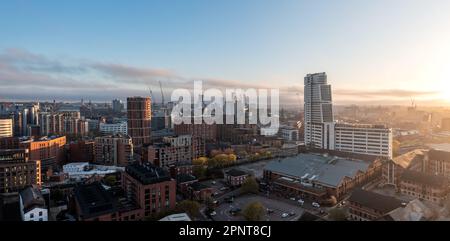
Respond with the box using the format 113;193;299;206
1;0;450;106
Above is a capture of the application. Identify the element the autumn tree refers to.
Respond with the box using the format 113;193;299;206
240;177;259;194
242;202;265;221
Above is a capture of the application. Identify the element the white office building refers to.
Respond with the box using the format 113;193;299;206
280;125;299;141
303;73;392;158
334;123;393;158
99;122;128;135
304;73;334;148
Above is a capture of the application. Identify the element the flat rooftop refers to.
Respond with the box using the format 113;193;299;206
74;182;117;219
125;163;171;185
264;153;372;187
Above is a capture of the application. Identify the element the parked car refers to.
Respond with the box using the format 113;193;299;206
298;199;305;206
290;197;296;201
312;202;321;208
289;211;296;216
230;208;241;215
210;211;217;216
212;181;216;185
281;213;289;218
266;208;274;214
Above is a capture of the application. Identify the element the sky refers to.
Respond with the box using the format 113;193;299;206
1;0;450;106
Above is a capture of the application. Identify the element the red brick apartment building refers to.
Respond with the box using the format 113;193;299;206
174;120;217;143
67;140;95;163
0;149;41;193
122;163;176;218
141;135;205;168
127;97;152;146
19;136;66;174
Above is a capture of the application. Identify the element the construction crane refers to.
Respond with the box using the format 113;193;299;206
147;85;153;100
159;81;165;106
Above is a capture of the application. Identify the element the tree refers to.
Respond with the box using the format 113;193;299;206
176;200;201;218
240;177;259;195
242;202;265;221
227;154;237;162
193;157;208;166
224;148;235;155
328;208;348;221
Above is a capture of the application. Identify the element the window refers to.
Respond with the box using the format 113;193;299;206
30;213;34;219
39;211;43;216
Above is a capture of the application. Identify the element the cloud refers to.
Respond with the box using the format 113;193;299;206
333;89;437;98
0;48;443;105
90;63;182;83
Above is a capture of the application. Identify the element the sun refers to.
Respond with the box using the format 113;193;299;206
438;84;450;104
436;74;450;103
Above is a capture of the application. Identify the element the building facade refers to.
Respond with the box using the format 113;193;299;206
303;73;393;158
0;118;13;138
142;135;205;168
122;163;176;218
0;149;41;193
264;153;383;202
127;97;152;146
333;123;393;158
19;186;48;221
68;140;95;163
224;169;249;187
348;189;403;221
19;136;66;174
304;72;334;148
95;134;134;167
99;122;128;135
398;170;450;205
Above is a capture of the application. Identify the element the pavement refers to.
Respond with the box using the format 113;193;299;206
212;194;305;221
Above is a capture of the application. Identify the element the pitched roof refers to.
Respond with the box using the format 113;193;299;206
348;189;403;213
392;149;427;169
264;154;371;187
401;170;448;188
19;186;46;213
383;199;434;221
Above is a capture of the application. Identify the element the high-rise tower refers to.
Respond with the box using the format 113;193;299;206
127;97;152;146
304;72;334;148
